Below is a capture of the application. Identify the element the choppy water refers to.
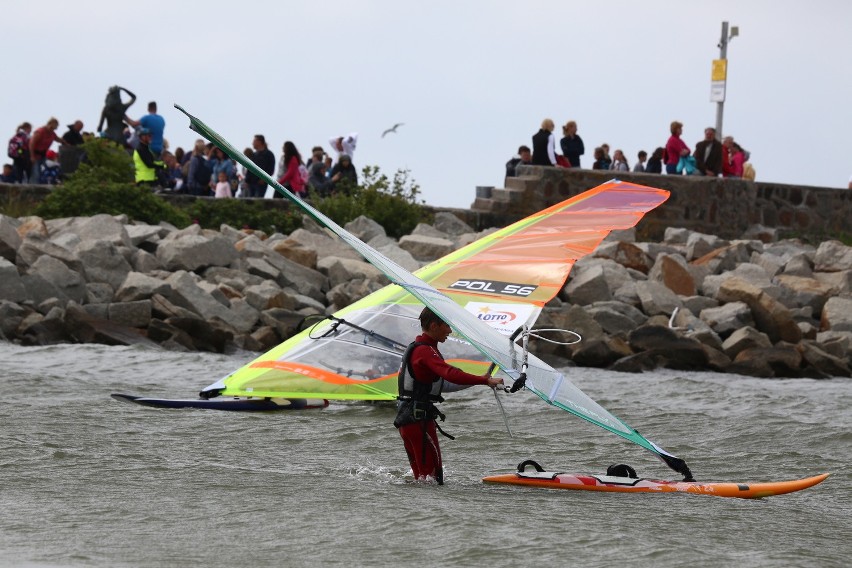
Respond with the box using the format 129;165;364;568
1;342;850;568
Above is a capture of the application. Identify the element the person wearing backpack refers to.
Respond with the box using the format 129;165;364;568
7;122;32;183
30;118;68;183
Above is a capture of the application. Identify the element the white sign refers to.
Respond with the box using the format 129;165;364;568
710;81;726;102
463;302;538;336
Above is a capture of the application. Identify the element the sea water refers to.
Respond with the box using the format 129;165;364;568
1;342;850;568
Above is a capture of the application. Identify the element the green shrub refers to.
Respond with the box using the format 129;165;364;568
185;198;302;235
314;166;428;238
33;144;425;240
35;138;190;226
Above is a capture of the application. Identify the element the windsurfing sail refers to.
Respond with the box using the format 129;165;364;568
176;104;693;479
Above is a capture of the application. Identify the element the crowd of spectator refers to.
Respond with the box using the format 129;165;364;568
5;104;361;200
507;119;756;181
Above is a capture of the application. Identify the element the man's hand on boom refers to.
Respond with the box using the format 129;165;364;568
485;375;503;388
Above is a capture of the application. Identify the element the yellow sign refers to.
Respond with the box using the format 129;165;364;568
711;59;727;82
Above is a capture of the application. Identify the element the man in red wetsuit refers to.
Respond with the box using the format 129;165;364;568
394;307;502;485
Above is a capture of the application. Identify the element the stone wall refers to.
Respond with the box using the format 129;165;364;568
7;169;852;243
471;167;852;241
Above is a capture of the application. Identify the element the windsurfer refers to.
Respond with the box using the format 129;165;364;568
393;307;502;485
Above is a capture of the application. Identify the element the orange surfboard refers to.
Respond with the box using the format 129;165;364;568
483;471;830;499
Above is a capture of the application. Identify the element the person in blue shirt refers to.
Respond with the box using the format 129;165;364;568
127;101;166;157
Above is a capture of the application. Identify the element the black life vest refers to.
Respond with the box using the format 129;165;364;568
397;341;444;403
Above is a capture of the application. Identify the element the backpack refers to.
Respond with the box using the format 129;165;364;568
7;132;26;159
192;155;211;187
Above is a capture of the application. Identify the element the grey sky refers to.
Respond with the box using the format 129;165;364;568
4;0;850;208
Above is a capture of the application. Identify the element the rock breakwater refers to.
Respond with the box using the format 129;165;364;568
1;211;850;378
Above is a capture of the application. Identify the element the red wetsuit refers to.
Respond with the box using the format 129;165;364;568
398;333;487;483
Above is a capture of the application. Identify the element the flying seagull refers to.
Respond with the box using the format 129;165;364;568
381;123;404;138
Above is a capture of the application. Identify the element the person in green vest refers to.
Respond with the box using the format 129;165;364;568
133;127;164;186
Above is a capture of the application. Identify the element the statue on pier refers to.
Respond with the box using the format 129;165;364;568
97;86;136;145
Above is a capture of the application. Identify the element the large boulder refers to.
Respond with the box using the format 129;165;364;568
86;282;114;305
19;273;68;306
634;280;683;317
593;241;653;273
156;233;238;272
285;228;360;260
820;296;852;332
16;217;49;239
108;300;152;328
563;259;632;305
699;301;755;337
249;251;328;301
166;271;252;333
814;240;852;272
798;341;851;377
410;222;449;240
27;255;87;304
344;215;388;242
648;253;695;296
244;281;296;311
563;263;612;305
48;214;133;248
63;302;159;347
114;272;172;303
16;234;83;273
76;240;133;290
782;253;814;277
317;256;385;288
685;232;729;260
163;316;232;352
376;243;420;272
774;274;833;312
269;238;318;268
260;308;305;340
150;293;200;320
0;214;22;262
626;325;709;370
242;256;281;282
125;223;166;247
130;249;162;273
732;344;803;378
326;279;383;310
721;326;772;359
813;270;852;296
398;234;455;261
0;300;29;338
233;234;270;258
586;301;647;336
0;256;27;303
432;212;474;236
716;276;801;343
535;305;604;358
203;266;265;292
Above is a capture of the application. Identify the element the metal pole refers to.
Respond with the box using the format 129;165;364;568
715;21;729;140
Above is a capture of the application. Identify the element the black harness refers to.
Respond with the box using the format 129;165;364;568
394;340;455;483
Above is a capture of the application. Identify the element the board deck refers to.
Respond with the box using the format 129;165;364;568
111;393;329;411
482;471;830;499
